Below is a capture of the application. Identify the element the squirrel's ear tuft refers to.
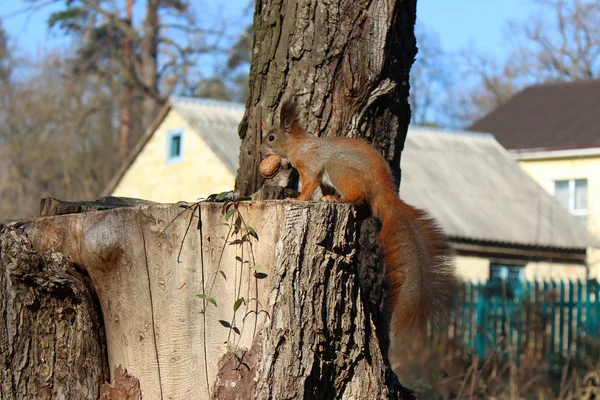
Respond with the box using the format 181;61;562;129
280;97;299;134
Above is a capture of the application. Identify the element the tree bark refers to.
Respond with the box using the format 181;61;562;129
0;225;108;399
211;202;411;399
119;0;134;163
2;199;412;399
140;0;162;132
236;0;416;194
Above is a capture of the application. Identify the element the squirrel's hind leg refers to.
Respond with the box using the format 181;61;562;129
321;194;362;203
321;195;343;202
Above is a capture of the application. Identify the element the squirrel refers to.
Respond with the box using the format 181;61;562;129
259;98;458;347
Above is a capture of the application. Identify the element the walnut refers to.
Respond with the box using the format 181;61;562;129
259;155;282;179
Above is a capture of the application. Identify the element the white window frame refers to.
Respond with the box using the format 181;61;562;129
552;178;588;224
166;128;184;164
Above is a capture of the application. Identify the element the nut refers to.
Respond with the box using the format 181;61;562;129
260;155;282;179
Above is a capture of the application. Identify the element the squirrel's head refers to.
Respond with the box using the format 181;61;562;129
259;98;301;158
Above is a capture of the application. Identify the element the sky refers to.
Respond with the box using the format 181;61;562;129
1;0;537;57
417;0;535;54
2;1;66;52
1;0;252;55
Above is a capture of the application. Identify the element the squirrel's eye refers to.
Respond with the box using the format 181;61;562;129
268;135;275;142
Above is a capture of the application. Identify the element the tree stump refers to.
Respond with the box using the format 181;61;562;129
0;225;108;399
1;199;412;399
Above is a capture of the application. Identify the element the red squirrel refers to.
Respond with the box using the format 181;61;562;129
259;98;457;345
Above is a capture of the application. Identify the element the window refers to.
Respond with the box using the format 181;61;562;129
489;263;524;298
167;129;183;163
489;263;524;284
553;179;588;225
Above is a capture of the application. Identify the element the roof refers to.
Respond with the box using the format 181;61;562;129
169;96;244;173
468;80;600;150
400;126;600;250
103;96;244;196
511;147;600;161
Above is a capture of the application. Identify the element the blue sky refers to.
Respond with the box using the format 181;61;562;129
417;0;535;54
1;0;534;59
1;0;251;52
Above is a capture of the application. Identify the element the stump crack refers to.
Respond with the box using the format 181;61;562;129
140;223;164;400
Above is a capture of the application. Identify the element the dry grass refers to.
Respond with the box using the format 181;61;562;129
395;338;600;399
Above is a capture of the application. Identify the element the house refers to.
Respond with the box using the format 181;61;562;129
105;96;600;283
469;80;600;277
103;96;244;202
401;127;599;282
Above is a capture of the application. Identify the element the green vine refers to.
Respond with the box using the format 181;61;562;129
162;191;270;395
201;191;267;346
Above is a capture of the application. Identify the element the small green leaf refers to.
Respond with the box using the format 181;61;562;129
234;215;242;234
225;209;236;221
233;297;244;312
236;256;243;262
247;226;259;240
219;271;227;280
198;294;217;307
254;272;268;280
232;326;241;335
252;265;261;271
218;320;231;328
216;191;231;202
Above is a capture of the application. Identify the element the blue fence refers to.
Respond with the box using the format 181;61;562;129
442;279;600;365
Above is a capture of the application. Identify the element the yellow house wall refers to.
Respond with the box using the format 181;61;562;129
524;261;586;281
112;110;235;203
455;255;586;282
455;256;489;282
519;156;600;278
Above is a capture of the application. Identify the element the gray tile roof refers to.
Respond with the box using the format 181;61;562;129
400;127;600;249
170;96;244;174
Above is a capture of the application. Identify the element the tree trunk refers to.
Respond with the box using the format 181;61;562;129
0;225;108;399
236;0;416;194
140;0;162;133
210;202;410;400
2;198;413;399
236;0;417;369
119;0;134;163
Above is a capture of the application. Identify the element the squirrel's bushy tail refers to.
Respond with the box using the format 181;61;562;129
371;188;457;339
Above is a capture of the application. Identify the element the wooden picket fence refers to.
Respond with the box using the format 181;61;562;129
440;279;600;367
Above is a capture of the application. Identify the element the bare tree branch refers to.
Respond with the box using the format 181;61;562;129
78;0;142;44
